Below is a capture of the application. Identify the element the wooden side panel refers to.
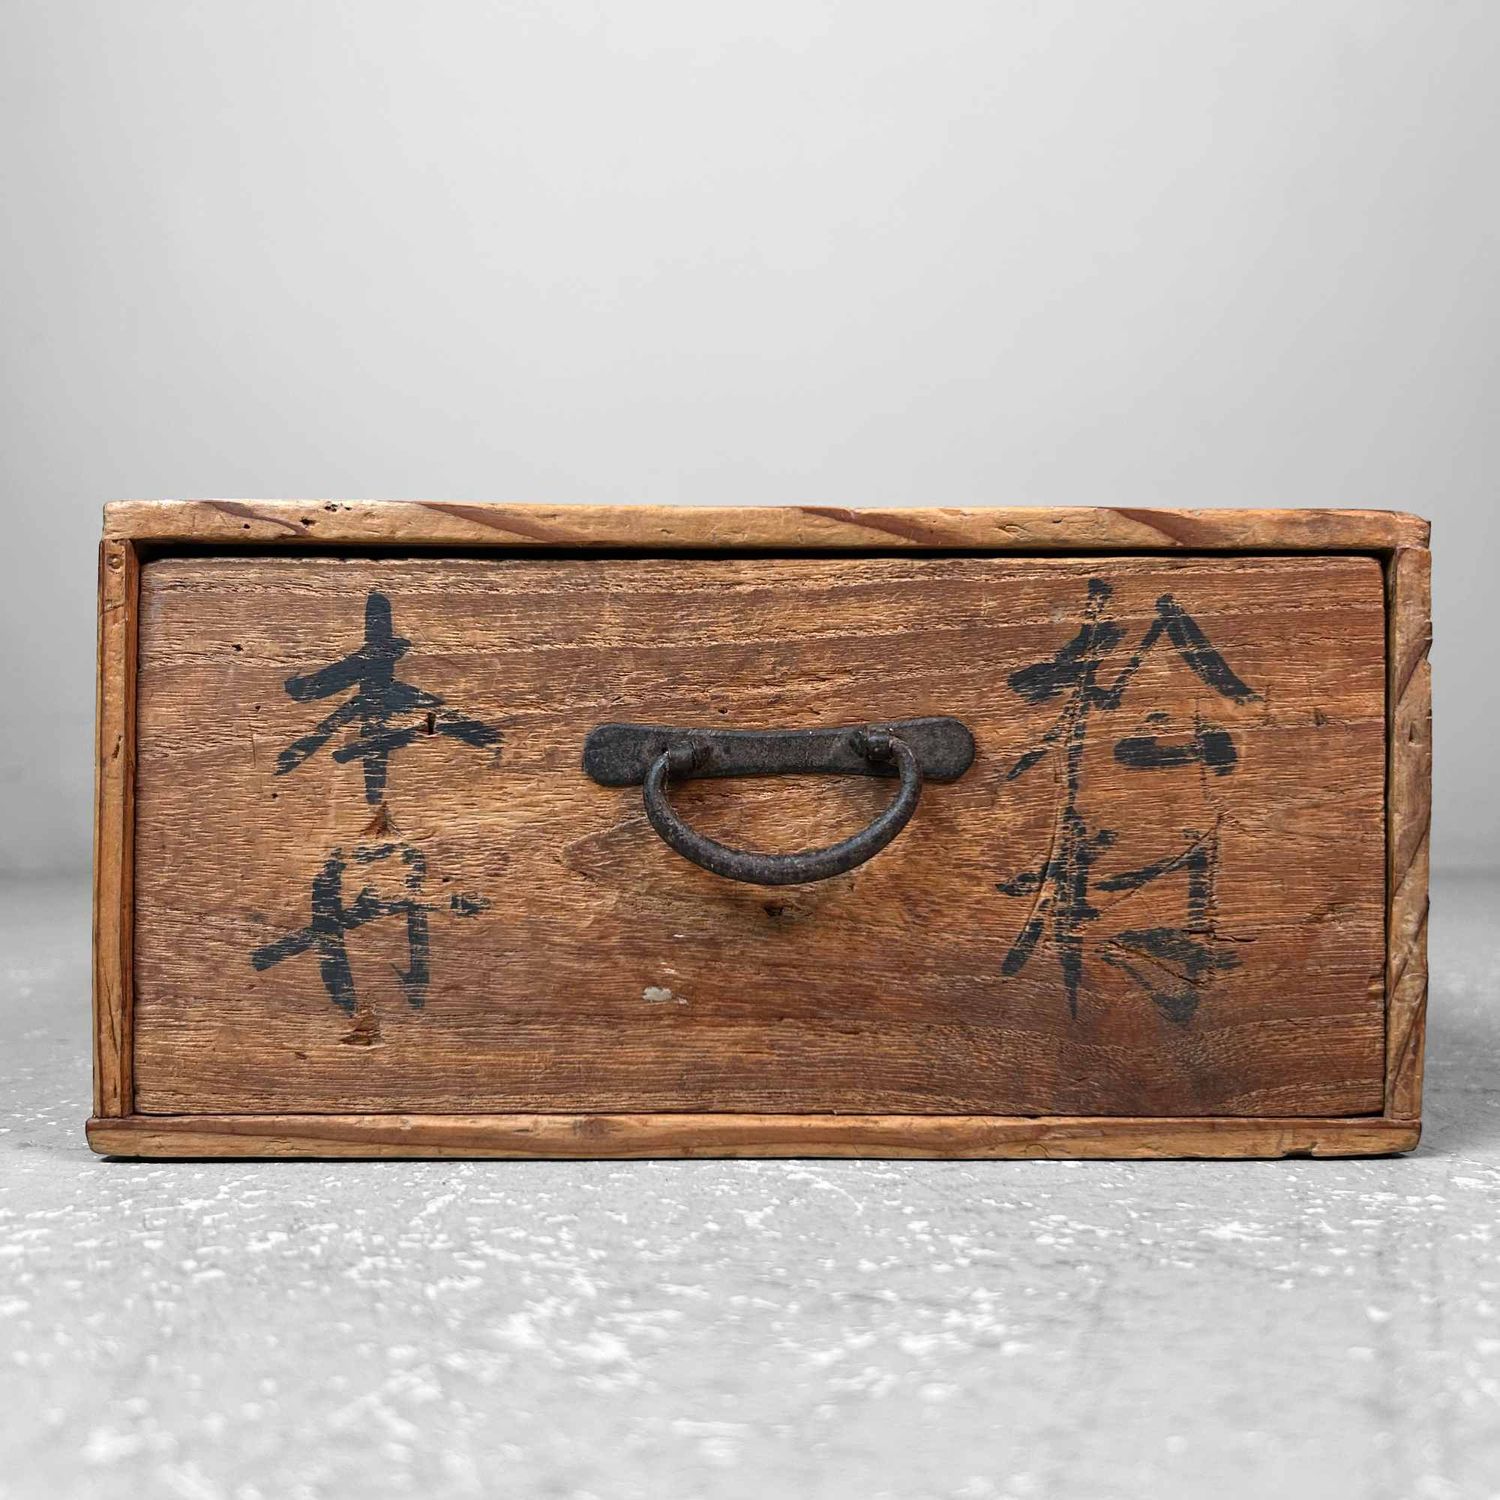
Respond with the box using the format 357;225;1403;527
129;553;1389;1119
86;1112;1420;1161
102;500;1430;554
1385;545;1432;1122
93;538;138;1116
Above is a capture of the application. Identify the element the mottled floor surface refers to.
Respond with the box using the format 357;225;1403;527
1;877;1496;1500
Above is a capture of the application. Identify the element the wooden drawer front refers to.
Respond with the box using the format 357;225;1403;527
131;553;1386;1119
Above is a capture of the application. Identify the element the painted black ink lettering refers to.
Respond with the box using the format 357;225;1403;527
1113;713;1238;775
275;591;503;803
250;841;489;1013
1095;826;1238;1024
997;582;1258;1023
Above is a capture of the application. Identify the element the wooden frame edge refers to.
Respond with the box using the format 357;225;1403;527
93;538;138;1117
94;507;1431;1156
1385;544;1433;1123
87;1113;1419;1160
102;500;1430;553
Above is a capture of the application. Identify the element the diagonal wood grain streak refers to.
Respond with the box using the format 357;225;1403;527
1385;545;1432;1121
102;500;1430;552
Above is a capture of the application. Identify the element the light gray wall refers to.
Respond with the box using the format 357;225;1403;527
2;0;1495;875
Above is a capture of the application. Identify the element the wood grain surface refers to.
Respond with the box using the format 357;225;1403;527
87;1112;1419;1161
1385;545;1433;1121
104;499;1427;552
93;538;137;1116
131;553;1389;1118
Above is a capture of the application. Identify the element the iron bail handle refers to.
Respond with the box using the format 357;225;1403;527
582;717;976;887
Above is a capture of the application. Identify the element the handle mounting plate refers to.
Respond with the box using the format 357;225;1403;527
583;717;975;787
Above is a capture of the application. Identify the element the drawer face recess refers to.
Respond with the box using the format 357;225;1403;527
131;553;1387;1117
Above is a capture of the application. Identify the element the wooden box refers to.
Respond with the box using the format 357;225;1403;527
89;503;1431;1159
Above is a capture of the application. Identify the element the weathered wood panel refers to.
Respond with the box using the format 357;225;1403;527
88;1112;1419;1161
103;499;1428;553
1385;545;1432;1122
131;554;1388;1117
93;538;138;1116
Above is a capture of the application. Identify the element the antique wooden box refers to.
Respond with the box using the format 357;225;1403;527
89;503;1431;1159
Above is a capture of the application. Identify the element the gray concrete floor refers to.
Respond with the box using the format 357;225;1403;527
1;877;1496;1500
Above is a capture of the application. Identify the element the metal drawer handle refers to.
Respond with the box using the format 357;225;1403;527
582;718;975;886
